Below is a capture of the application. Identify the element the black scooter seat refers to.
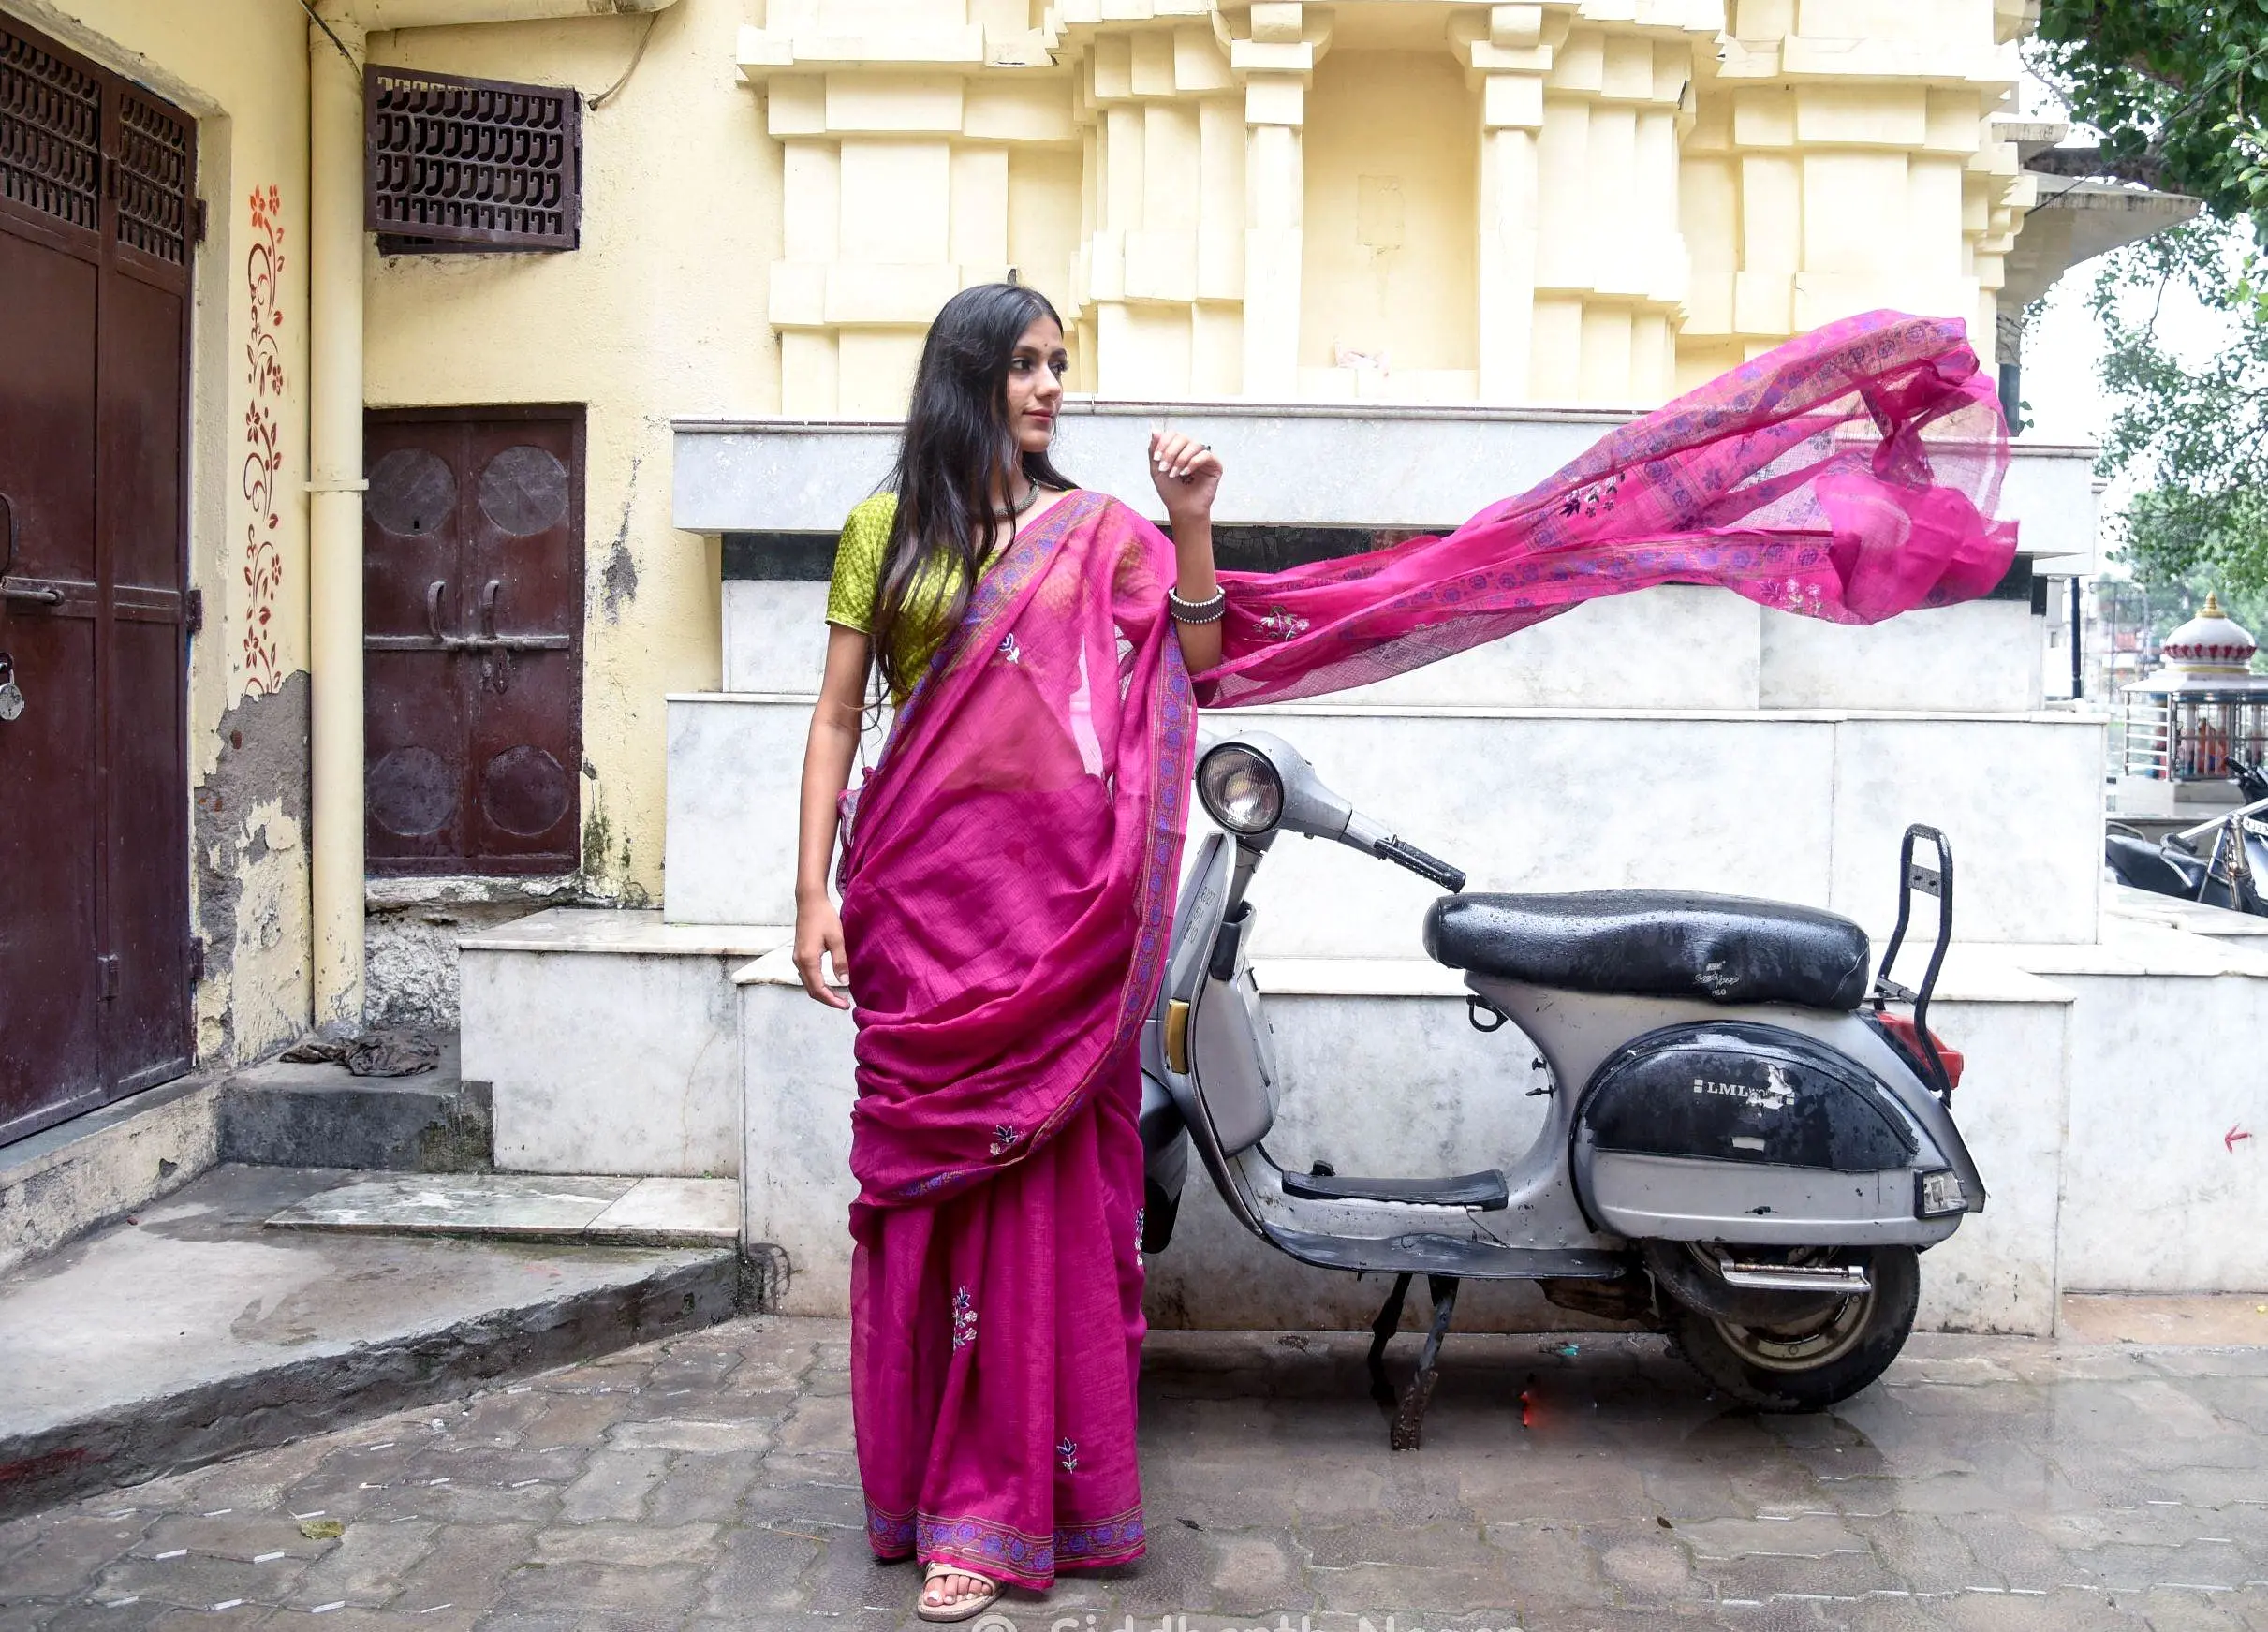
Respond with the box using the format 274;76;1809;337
1424;890;1871;1011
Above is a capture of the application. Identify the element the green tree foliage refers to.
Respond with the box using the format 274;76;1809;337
2026;4;2268;594
2085;219;2268;594
2029;0;2268;237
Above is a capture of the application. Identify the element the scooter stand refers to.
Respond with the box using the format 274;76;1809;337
1365;1272;1462;1449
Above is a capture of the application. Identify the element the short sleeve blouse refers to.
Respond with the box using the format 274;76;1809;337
824;493;898;637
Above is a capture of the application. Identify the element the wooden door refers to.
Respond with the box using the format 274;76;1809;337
364;410;583;875
0;19;196;1145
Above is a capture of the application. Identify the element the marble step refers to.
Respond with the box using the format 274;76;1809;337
724;579;2049;713
664;693;2112;946
459;911;786;1179
730;945;2075;1337
266;1171;740;1248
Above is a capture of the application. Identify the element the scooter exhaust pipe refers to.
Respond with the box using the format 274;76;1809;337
1713;1257;1873;1295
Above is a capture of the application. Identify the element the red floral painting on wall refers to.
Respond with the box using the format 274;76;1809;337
242;184;286;697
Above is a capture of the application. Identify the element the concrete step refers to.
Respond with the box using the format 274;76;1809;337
217;1036;490;1175
0;1165;745;1522
0;1077;221;1280
2;1035;494;1282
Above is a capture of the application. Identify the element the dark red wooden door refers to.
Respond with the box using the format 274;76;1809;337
0;20;196;1145
364;411;583;875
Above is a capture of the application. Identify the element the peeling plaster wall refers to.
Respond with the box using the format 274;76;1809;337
363;881;580;1029
193;675;312;1064
362;0;774;909
9;0;315;1068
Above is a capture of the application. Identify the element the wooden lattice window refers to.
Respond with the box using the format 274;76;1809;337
364;64;580;254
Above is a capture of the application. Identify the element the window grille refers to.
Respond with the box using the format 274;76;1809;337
364;64;580;253
116;90;192;264
0;22;103;233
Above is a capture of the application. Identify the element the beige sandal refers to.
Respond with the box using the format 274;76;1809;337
916;1560;1001;1623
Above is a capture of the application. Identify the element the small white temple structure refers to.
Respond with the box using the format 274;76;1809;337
2115;595;2268;816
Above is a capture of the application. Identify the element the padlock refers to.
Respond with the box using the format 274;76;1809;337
0;654;22;724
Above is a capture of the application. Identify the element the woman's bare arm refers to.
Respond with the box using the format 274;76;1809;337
1149;430;1225;673
792;625;874;1007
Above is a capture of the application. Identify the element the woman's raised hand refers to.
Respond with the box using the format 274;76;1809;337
793;894;852;1009
1149;429;1221;522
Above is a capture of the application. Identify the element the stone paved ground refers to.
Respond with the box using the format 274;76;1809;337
6;1316;2268;1632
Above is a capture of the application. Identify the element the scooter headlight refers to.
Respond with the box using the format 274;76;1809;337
1198;743;1284;835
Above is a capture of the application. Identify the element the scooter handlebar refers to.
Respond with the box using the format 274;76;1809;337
1375;835;1466;894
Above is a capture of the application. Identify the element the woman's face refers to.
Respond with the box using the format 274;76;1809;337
1005;316;1068;455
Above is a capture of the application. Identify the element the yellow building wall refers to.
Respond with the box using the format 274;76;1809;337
362;0;779;904
21;0;2048;1027
1678;0;2038;390
1298;51;1479;403
742;0;2033;408
8;0;316;1064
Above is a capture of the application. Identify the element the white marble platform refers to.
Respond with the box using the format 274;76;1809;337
460;910;788;1180
2106;883;2268;942
266;1172;739;1247
2052;959;2268;1292
665;693;2111;946
729;947;2074;1334
675;404;2102;566
725;569;2045;714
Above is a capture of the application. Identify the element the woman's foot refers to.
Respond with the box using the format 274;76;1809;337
916;1562;1000;1623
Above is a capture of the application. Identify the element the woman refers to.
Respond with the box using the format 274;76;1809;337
793;282;2017;1621
792;281;1222;1621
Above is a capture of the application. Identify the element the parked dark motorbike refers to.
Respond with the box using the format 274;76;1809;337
1139;732;1982;1445
2105;754;2268;916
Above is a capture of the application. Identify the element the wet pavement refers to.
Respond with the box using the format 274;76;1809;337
5;1314;2268;1631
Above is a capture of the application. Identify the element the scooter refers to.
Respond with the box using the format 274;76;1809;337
1138;731;1984;1445
2105;754;2268;916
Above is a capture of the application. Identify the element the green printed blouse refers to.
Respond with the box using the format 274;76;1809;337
825;493;1006;704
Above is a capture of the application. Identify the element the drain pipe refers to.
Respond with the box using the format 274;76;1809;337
307;13;368;1033
304;0;681;1032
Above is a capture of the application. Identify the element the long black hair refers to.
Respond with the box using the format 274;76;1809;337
870;281;1076;699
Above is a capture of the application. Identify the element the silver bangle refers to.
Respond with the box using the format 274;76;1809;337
1167;586;1227;625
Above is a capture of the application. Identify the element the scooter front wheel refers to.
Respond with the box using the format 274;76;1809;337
1666;1246;1919;1411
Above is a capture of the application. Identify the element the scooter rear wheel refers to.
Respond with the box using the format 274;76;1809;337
1666;1245;1919;1411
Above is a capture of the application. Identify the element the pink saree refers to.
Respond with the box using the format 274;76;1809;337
836;312;2014;1590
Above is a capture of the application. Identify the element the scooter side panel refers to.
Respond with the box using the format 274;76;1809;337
1581;1022;1919;1173
1148;834;1270;1238
1192;964;1277;1154
1583;1153;1962;1246
1473;978;1981;1246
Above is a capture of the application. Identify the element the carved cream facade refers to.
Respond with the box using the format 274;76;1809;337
737;0;2040;413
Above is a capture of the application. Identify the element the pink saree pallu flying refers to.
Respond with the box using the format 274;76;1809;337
833;311;2016;1589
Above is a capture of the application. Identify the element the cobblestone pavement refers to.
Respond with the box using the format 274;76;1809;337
7;1316;2268;1631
